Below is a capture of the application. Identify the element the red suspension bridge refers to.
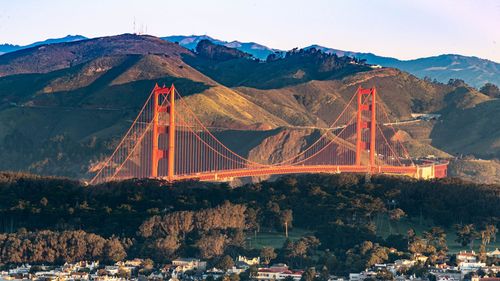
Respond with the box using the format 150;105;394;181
90;84;448;184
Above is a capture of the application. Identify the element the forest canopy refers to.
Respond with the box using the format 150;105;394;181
0;172;498;272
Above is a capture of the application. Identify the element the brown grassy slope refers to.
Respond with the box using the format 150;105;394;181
431;97;500;158
236;68;453;128
390;122;451;158
449;159;500;184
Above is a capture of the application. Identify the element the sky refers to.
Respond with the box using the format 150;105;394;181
0;0;499;62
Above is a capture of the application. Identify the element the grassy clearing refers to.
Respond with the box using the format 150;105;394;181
246;217;500;253
246;228;312;249
375;214;500;253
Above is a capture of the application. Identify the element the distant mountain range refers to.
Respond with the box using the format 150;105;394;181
165;36;500;88
308;45;500;88
1;34;499;88
162;35;282;61
0;35;87;55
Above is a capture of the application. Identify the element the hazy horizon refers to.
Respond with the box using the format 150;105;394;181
0;0;499;62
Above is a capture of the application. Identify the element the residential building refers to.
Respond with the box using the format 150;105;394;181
172;258;207;272
257;264;303;281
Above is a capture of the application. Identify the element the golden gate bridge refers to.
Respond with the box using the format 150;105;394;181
90;84;448;184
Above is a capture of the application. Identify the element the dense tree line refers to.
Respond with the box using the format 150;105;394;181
0;230;126;266
138;202;247;260
0;172;498;270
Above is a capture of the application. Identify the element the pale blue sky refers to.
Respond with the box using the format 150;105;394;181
0;0;499;62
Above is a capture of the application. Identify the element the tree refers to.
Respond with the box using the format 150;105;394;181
479;83;500;98
229;273;240;281
141;259;154;274
319;265;330;281
300;267;316;281
152;235;180;260
346;241;390;272
104;237;127;262
389;208;405;221
423;227;448;262
448;79;466;87
216;255;235;271
245;208;260;232
282;236;321;268
280;209;293;237
455;224;479;249
196;232;227;259
480;224;497;246
407;228;417;243
40;197;48;207
247;265;258;279
260;247;277;265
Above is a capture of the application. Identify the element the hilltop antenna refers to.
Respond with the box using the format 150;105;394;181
133;17;136;34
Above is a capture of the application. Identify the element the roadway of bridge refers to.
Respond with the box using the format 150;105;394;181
167;165;418;181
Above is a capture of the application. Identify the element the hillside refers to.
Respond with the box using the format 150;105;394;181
449;159;500;184
0;34;498;183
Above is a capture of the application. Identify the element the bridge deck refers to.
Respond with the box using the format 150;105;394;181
169;165;419;181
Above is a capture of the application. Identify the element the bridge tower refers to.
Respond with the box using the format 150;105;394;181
355;87;377;167
151;84;176;181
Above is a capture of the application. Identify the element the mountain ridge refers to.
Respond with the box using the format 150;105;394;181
2;34;498;88
164;35;500;88
0;35;87;55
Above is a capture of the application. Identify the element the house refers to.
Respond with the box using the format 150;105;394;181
471;277;500;281
436;275;459;281
203;268;224;280
8;264;31;275
105;265;120;275
94;276;126;281
456;251;478;263
349;271;377;281
147;271;166;281
124;258;144;267
75;261;99;271
71;271;90;280
256;264;303;281
172;258;207;272
227;266;246;275
394;259;416;271
431;272;461;281
413;254;429;263
487;249;500;259
237;256;260;266
458;261;486;272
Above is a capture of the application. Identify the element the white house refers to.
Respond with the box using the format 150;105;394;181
256;264;303;281
172;258;207;272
